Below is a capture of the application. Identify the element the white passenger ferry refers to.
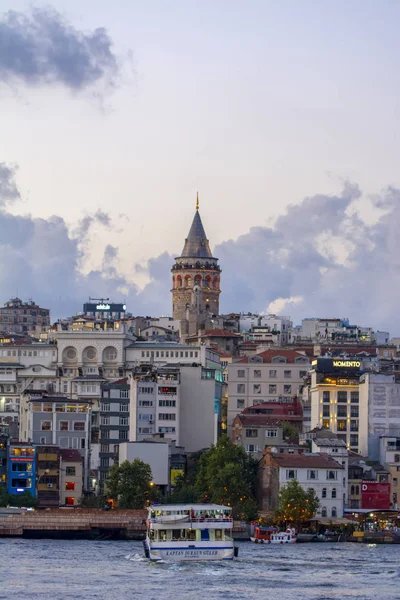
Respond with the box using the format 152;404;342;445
143;503;237;561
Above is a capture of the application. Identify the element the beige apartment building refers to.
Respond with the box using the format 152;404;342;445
310;357;362;454
227;349;311;431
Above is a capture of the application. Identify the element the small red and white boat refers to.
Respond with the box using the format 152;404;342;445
250;526;296;544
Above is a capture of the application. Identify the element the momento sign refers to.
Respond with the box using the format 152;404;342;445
316;358;361;372
332;360;361;368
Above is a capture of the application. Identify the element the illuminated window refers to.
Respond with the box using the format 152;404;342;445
65;482;75;491
65;497;75;506
41;421;51;431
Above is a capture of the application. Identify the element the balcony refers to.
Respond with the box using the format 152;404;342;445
0;373;17;382
158;387;177;397
37;483;59;491
37;453;58;462
38;468;58;476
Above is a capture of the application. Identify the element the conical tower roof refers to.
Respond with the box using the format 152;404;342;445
179;198;214;259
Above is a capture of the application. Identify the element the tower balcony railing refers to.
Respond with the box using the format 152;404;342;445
172;262;221;272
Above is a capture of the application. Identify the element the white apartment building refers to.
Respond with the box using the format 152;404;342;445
359;373;400;461
310;357;361;454
129;364;222;453
259;452;345;517
311;434;349;506
130;368;181;445
227;349;310;432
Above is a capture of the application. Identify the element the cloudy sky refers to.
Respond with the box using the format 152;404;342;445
1;1;400;330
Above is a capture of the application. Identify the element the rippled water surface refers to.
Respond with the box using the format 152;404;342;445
0;539;399;599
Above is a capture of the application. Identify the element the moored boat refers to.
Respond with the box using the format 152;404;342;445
143;503;237;561
250;525;297;544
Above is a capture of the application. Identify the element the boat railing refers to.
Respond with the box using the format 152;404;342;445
149;517;233;524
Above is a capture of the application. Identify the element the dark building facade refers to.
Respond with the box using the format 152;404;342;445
36;445;60;508
0;298;50;334
82;299;127;321
99;379;130;488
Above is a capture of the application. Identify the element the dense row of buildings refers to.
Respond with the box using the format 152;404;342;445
0;201;399;517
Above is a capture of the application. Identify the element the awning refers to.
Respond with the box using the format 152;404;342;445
309;517;357;525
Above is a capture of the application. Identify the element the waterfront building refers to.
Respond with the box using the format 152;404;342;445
59;449;83;506
19;392;92;491
227;349;310;432
36;445;60;508
257;451;345;517
0;297;50;335
310;357;362;454
98;378;130;488
308;428;349;506
171;197;221;338
379;435;400;509
0;432;8;489
348;459;363;509
7;443;36;497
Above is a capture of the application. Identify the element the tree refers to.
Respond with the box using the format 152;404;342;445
79;494;108;508
281;421;298;441
7;490;37;508
105;459;154;509
276;479;319;527
195;436;258;519
170;474;199;504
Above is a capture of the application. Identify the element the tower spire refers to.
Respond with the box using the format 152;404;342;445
196;192;199;211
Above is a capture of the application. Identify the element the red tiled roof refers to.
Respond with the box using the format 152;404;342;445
237;349;311;364
242;400;302;415
269;453;343;469
234;415;300;427
60;449;82;463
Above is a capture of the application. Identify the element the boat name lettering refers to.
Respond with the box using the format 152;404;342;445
164;550;218;557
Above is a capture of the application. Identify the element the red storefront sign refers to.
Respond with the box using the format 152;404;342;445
361;482;390;510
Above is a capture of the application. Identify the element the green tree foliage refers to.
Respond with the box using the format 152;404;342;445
195;436;258;520
276;479;319;526
281;421;298;441
170;474;199;504
79;494;109;508
105;459;154;509
0;486;37;508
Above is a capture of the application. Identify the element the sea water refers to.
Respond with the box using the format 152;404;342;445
0;538;398;599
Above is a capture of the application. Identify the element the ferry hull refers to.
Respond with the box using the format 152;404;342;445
144;541;234;561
